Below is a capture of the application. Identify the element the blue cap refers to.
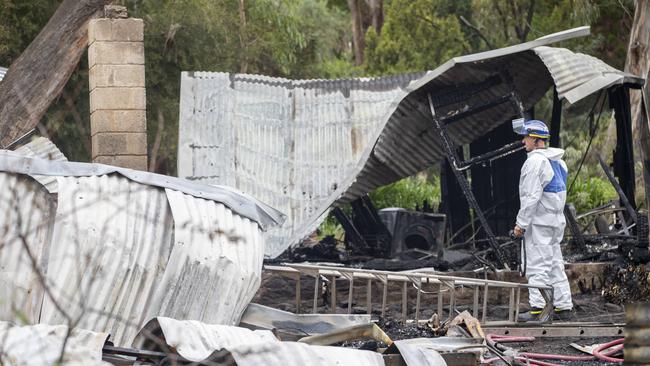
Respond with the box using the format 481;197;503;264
516;119;550;139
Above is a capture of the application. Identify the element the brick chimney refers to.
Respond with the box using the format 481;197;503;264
88;5;147;170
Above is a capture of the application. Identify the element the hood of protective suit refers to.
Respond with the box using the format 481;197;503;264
528;147;564;161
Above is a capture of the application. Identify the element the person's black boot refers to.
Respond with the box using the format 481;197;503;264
553;308;575;322
518;307;543;322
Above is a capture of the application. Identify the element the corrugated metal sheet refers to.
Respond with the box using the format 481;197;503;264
14;137;67;162
13;137;68;193
132;317;278;361
150;189;265;325
0;67;6;82
178;27;644;258
393;337;484;366
240;303;371;338
0;321;109;366
0;173;55;324
0;152;284;230
0;155;283;346
39;175;174;346
227;341;385;366
133;318;384;365
178;71;416;255
534;46;642;103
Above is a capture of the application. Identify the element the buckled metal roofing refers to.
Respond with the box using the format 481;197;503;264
0;155;281;346
134;318;384;366
0;152;284;229
12;136;68;192
133;317;279;361
177;26;643;258
0;172;55;325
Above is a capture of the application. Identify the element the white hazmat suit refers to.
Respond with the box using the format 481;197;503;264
516;147;573;310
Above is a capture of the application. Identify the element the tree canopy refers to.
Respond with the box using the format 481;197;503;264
0;0;636;186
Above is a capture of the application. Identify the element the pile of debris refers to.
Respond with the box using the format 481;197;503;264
0;307;627;365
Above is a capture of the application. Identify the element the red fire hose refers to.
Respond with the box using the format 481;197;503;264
483;334;624;364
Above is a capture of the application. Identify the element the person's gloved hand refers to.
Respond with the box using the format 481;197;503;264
513;225;524;238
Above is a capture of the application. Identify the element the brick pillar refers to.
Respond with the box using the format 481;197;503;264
88;7;147;170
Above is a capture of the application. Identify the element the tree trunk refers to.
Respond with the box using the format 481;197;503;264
367;0;383;35
348;0;365;66
149;107;164;172
0;0;113;148
506;0;535;43
625;0;650;204
641;81;650;213
627;0;650;131
238;0;248;73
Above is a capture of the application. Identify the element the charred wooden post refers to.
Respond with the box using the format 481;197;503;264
598;153;637;223
609;86;637;210
427;93;510;270
549;87;562;148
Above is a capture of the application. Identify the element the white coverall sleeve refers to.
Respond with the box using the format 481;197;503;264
516;157;547;230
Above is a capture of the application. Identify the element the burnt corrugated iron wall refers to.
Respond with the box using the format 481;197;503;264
178;35;642;256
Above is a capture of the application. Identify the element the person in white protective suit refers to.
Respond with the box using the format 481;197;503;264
511;119;574;321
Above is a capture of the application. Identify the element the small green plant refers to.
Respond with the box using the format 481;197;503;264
567;176;617;213
317;174;441;239
317;215;346;241
369;174;441;210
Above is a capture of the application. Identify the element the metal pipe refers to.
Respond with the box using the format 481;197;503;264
427;93;509;269
489;334;535;343
457;141;525;171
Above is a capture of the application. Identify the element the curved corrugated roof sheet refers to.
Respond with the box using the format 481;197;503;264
133;317;279;361
0;152;284;230
0;173;55;325
0;156;279;346
178;26;643;257
133;318;384;366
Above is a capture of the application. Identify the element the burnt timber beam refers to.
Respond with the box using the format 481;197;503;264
439;93;514;126
609;86;637;210
598;153;637;223
549;87;562;148
332;207;366;246
457;140;524;171
427;93;510;269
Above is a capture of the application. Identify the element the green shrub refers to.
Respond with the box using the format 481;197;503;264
317;215;346;241
567;176;617;213
318;174;441;239
369;174;441;210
